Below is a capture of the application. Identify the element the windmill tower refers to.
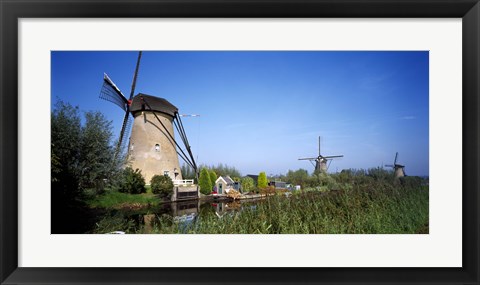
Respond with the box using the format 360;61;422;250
385;152;406;178
128;94;183;183
99;51;198;189
298;136;343;173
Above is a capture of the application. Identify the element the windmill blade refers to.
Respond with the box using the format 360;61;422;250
100;73;129;111
299;157;317;160
394;152;399;165
327;159;333;171
117;114;133;153
116;106;133;155
114;51;143;156
323;155;344;159
128;51;143;101
318;136;321;156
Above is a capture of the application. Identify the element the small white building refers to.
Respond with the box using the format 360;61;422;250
215;176;235;195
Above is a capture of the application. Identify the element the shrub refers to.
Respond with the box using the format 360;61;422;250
151;175;174;198
399;176;424;189
117;167;146;194
209;170;217;188
259;185;276;195
199;168;212;195
257;172;268;189
285;169;309;187
241;176;255;192
302;172;340;191
367;167;393;181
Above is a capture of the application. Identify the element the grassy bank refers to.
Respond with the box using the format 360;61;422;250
85;186;160;209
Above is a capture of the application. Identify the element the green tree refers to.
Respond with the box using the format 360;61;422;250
51;101;83;200
51;100;123;233
151;175;174;198
51;143;62;183
286;169;309;187
199;168;212;195
78;111;115;192
209;170;217;189
241;176;255;192
203;163;241;177
257;171;268;189
181;163;196;180
51;101;121;196
117;167;146;194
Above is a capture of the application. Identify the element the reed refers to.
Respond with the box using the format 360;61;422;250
148;184;428;234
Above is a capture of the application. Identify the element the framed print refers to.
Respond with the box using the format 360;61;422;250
1;0;479;284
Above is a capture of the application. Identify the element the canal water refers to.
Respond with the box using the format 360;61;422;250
93;198;264;234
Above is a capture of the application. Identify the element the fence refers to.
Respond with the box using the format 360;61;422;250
173;179;195;186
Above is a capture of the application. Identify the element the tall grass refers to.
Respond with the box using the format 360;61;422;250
146;185;428;234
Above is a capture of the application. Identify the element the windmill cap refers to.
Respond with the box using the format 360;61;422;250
130;93;178;117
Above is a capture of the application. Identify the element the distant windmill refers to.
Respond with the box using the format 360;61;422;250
298;136;343;173
99;51;198;184
385;152;406;178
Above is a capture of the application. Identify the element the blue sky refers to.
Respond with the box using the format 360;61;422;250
51;51;429;176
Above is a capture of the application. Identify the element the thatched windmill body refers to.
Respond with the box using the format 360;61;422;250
100;52;197;185
299;136;343;173
385;152;405;178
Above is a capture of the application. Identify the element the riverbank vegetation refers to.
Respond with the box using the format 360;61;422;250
85;189;158;209
150;170;427;234
92;169;428;234
51;101;154;232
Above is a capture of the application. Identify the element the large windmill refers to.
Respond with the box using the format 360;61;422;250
385;152;406;178
99;51;198;188
298;136;343;173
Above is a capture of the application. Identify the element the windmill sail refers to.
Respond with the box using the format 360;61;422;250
99;73;132;156
117;114;133;153
323;155;344;159
116;51;142;155
100;73;129;111
298;136;343;173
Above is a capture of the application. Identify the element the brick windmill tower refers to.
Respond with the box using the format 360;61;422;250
99;52;198;198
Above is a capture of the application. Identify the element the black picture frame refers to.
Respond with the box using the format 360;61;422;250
1;0;479;284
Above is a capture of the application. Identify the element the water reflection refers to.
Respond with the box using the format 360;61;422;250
94;198;265;234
